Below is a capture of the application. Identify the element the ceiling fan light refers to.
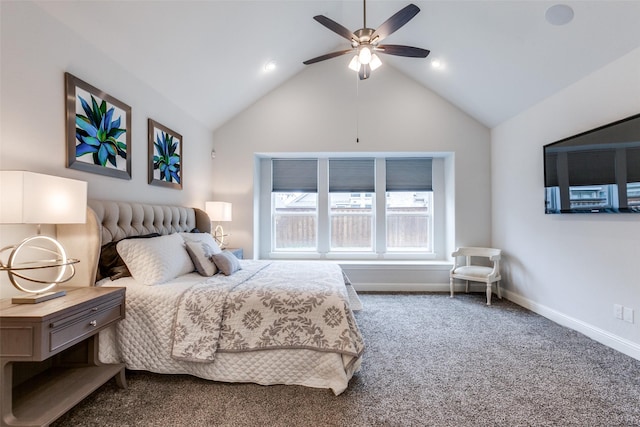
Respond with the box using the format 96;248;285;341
358;46;372;65
370;54;382;70
348;55;361;72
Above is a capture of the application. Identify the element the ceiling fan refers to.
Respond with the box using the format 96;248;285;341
303;1;430;80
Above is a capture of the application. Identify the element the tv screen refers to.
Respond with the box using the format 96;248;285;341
544;113;640;213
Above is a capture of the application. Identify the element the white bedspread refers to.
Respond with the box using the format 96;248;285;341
99;261;364;395
172;261;364;363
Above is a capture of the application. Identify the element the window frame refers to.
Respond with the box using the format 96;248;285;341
258;155;446;261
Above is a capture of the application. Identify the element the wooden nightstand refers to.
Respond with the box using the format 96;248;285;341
226;248;243;259
0;287;126;427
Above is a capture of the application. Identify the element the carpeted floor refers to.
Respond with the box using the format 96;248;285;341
52;293;640;426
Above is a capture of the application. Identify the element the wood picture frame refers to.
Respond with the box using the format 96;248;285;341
65;72;131;179
148;119;183;190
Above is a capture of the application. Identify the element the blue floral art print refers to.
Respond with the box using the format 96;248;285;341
75;90;127;170
153;128;181;184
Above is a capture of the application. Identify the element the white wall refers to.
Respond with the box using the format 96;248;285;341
211;58;491;261
0;2;214;298
492;47;640;358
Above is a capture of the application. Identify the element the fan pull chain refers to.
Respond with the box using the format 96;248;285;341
356;72;360;143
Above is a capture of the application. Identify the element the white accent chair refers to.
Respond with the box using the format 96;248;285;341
450;247;502;305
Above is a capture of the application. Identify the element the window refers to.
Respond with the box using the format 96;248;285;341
272;193;317;250
260;156;442;259
329;159;375;252
329;193;374;251
271;159;318;251
385;158;433;252
386;192;433;252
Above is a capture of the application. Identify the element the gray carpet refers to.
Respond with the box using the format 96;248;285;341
52;293;640;426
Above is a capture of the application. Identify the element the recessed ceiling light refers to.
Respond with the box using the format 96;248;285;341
431;58;445;70
545;4;574;26
263;60;276;72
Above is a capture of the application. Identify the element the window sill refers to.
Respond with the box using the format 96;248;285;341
337;260;453;270
264;255;452;270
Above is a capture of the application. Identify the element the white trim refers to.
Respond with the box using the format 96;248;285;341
353;282;451;292
505;289;640;361
339;260;453;269
354;282;492;292
268;252;321;259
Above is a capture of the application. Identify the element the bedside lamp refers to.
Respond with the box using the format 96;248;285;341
205;201;232;248
0;171;87;303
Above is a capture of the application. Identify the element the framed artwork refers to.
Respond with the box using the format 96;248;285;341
148;119;183;189
65;72;131;179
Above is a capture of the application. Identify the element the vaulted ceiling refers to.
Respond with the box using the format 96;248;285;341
36;1;640;130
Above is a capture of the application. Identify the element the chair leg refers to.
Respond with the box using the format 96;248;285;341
486;283;492;306
450;277;454;298
496;281;502;300
465;280;469;293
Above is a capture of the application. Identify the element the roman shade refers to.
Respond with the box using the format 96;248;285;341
272;159;318;192
386;158;433;191
329;158;375;192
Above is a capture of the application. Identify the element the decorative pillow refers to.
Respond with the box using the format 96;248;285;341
185;240;219;276
211;250;242;276
97;233;160;281
179;232;222;255
116;233;194;285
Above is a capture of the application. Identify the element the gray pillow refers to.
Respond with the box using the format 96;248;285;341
211;250;241;276
185;241;219;276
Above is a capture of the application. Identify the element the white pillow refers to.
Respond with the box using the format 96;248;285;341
179;232;222;254
116;233;194;285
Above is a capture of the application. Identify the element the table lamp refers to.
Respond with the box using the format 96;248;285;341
0;171;87;303
205;201;232;248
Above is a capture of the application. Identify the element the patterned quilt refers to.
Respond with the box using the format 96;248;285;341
171;261;364;364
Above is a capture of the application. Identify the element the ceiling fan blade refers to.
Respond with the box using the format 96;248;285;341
313;15;358;43
358;63;371;80
303;49;353;65
370;4;420;44
375;44;430;58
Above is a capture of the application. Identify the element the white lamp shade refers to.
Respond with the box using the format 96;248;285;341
348;55;361;72
205;201;232;222
370;54;382;70
358;46;372;64
0;171;87;224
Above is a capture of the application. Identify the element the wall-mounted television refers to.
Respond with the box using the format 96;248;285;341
544;113;640;213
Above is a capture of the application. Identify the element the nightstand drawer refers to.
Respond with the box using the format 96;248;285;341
50;300;123;352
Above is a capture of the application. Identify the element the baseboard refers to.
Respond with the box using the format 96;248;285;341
505;290;640;362
352;282;490;293
353;282;450;292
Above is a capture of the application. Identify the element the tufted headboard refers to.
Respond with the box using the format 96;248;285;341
57;200;211;286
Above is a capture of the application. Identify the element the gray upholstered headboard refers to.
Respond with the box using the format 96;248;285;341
57;200;211;286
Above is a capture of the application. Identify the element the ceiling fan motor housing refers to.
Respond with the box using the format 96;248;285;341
355;28;376;45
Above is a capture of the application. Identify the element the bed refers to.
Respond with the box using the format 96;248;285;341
57;200;364;395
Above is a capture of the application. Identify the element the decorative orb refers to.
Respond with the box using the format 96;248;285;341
0;235;77;294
